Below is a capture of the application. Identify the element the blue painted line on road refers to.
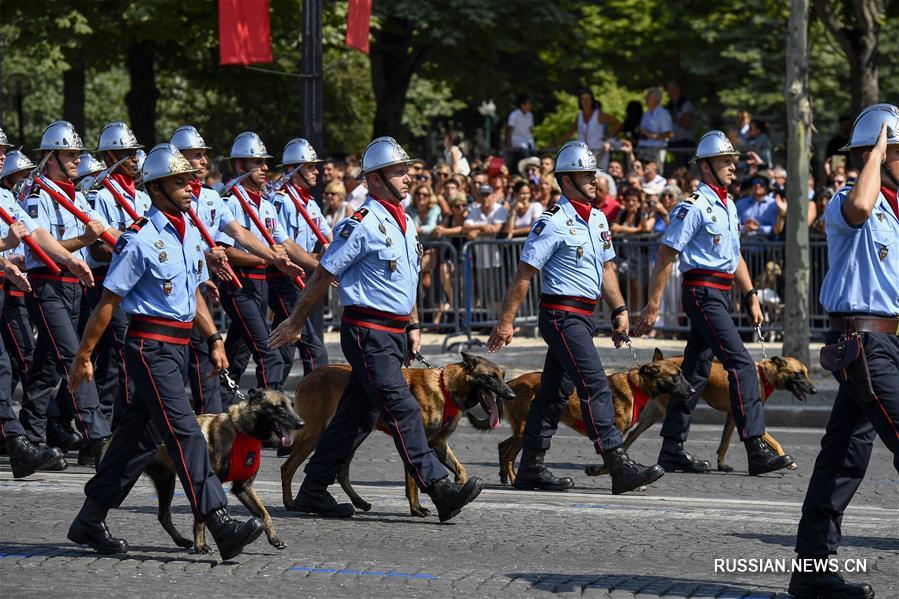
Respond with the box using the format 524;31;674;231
289;566;435;579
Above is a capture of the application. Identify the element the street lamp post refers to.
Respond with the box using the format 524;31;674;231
7;73;31;146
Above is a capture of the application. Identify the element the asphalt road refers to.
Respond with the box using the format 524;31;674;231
2;422;896;599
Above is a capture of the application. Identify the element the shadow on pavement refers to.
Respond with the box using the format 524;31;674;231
729;532;899;551
506;572;788;597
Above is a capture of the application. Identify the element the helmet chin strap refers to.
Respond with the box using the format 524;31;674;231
378;171;404;201
705;158;727;188
881;163;899;189
155;181;187;215
293;164;313;190
53;151;72;182
567;174;592;203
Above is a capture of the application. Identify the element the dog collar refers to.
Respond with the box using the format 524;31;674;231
757;364;774;400
439;369;460;430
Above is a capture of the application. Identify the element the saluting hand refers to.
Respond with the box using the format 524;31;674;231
487;321;514;353
68;354;93;392
269;315;303;349
633;302;659;337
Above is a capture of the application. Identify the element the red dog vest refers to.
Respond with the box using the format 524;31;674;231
224;431;262;482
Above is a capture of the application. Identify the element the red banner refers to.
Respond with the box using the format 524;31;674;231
346;0;372;54
219;0;273;66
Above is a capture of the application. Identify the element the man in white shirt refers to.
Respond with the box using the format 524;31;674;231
344;166;368;210
464;184;509;321
637;87;673;168
506;94;536;166
642;160;667;190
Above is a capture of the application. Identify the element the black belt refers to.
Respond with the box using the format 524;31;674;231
682;269;735;290
127;315;194;345
539;294;598;315
341;306;410;334
829;315;899;335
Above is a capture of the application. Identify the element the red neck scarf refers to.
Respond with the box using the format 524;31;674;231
373;196;407;234
162;211;186;241
568;197;593;223
224;431;262;482
188;179;202;199
245;189;262;208
292;184;311;204
51;179;76;201
706;182;728;204
110;172;136;198
881;186;899;221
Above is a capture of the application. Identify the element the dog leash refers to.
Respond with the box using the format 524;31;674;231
414;352;437;369
219;369;246;402
621;333;641;367
754;326;769;360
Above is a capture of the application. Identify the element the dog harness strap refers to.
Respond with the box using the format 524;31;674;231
438;369;460;430
224;430;262;482
757;364;774;400
628;376;652;428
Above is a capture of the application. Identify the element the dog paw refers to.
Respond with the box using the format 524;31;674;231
174;537;193;549
717;463;734;473
499;474;508;485
351;498;372;512
269;537;287;550
410;506;431;518
584;464;608;476
193;544;213;555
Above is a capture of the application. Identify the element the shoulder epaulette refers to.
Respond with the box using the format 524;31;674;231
685;193;699;204
202;183;214;190
126;217;149;233
350;207;369;222
543;204;561;216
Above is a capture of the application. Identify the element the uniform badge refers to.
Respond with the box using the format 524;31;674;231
113;235;128;254
677;207;688;220
265;218;274;233
714;235;721;245
388;260;397;272
569;228;577;235
879;245;889;261
576;246;584;258
28;206;38;218
340;226;351;239
711;216;717;222
159;252;168;263
386;237;393;246
351;207;369;222
876;212;885;222
601;230;612;249
58;225;66;236
533;222;545;235
196;245;201;252
154;240;165;249
163;280;173;295
378;223;387;234
210;209;216;220
706;207;713;213
416;242;424;256
207;201;214;206
118;223;126;232
599;223;605;229
566;218;573;226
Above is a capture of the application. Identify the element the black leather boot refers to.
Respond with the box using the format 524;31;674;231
745;436;794;475
788;571;875;598
513;446;575;491
657;438;712;473
604;445;665;495
427;476;485;523
205;507;264;561
292;479;355;518
47;419;84;452
77;437;109;467
67;498;128;554
5;436;65;479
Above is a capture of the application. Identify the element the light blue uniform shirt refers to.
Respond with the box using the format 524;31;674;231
192;185;235;249
216;183;288;250
735;194;778;237
271;185;332;253
0;187;39;237
24;178;110;270
519;196;615;300
661;182;741;274
819;185;899;316
320;197;422;315
90;177;151;233
105;206;208;322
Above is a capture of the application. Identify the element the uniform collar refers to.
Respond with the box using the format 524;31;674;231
558;195;595;225
148;205;184;237
698;181;729;207
366;195;408;232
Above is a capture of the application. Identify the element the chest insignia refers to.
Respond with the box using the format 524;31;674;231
386;237;393;247
389;260;397;272
876;212;885;222
714;235;721;245
566;218;573;226
706;207;713;213
163;280;173;295
711;216;717;222
879;245;889;262
576;246;584;258
378;223;386;234
601;230;612;249
159;252;168;263
196;245;201;252
569;228;577;235
154;240;165;249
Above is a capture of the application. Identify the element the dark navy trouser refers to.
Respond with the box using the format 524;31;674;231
523;308;622;453
82;282;132;427
86;337;227;519
0;292;25;441
661;285;765;442
1;289;33;408
267;274;328;384
20;280;110;443
304;323;447;490
186;288;223;415
219;277;282;409
795;330;899;557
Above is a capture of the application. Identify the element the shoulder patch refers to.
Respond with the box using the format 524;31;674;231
113;232;130;254
126;217;149;233
350;207;369;222
533;222;546;236
676;206;689;220
684;193;699;204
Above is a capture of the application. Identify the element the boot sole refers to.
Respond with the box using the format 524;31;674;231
218;524;264;561
292;503;355;518
612;466;665;495
438;480;485;523
512;481;574;492
749;459;795;476
659;463;712;474
11;464;38;479
66;530;129;555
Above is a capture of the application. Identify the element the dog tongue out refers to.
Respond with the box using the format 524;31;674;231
279;423;294;447
485;396;500;429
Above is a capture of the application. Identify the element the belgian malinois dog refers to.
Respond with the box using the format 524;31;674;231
466;352;695;486
615;351;816;473
281;352;515;518
143;388;304;554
